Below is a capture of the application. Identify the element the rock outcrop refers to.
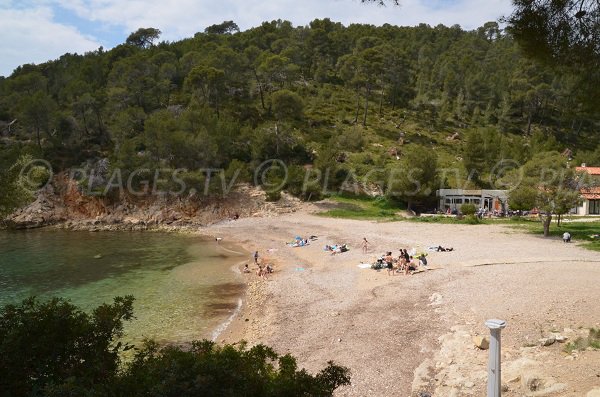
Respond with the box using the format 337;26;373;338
4;173;301;230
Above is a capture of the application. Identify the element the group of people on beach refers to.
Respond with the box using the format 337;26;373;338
242;251;273;279
375;248;427;276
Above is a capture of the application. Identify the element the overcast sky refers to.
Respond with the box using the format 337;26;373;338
0;0;513;77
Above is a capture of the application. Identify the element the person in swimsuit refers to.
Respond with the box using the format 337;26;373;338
385;252;394;276
362;237;369;253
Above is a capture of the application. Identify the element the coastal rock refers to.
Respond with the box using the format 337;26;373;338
522;373;545;392
552;334;568;343
587;387;600;397
473;335;489;350
4;174;301;230
538;337;555;347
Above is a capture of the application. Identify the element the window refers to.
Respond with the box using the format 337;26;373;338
590;200;600;215
474;199;481;205
454;198;463;204
445;198;451;204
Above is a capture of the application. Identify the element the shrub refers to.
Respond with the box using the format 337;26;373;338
0;297;351;397
266;189;282;201
461;203;477;216
0;296;134;396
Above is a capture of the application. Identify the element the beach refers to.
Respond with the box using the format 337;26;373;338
206;210;600;396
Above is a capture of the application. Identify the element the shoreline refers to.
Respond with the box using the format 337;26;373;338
197;212;600;396
3;215;600;395
0;224;252;351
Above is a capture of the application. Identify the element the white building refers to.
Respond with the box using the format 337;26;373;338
437;189;508;213
575;166;600;215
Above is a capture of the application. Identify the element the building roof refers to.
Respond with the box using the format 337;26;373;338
581;186;600;200
576;166;600;175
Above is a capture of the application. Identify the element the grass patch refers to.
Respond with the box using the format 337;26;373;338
405;215;488;224
318;197;600;249
564;328;600;353
317;195;403;220
518;220;600;252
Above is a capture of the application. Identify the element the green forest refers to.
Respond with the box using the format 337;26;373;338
1;19;599;212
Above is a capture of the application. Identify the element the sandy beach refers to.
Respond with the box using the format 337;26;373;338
205;210;600;396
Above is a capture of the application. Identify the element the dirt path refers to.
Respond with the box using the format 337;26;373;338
205;213;600;396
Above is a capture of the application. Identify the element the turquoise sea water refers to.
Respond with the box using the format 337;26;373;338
0;229;247;344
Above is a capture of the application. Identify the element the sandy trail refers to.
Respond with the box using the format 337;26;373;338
205;213;600;396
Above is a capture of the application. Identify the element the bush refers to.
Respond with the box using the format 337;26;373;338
118;340;350;397
0;296;134;396
461;203;477;216
0;297;351;397
463;214;481;224
266;189;282;201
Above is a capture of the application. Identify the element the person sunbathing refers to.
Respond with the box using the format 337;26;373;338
436;245;454;252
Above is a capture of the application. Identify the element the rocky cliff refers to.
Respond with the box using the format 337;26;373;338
4;173;300;230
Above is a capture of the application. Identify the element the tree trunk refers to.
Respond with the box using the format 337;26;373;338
36;126;42;149
542;214;552;237
526;111;533;135
363;86;370;126
81;109;90;136
354;89;361;124
215;93;220;119
94;108;107;145
275;123;279;156
253;70;266;110
379;87;384;116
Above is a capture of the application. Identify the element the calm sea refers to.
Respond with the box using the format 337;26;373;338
0;229;247;344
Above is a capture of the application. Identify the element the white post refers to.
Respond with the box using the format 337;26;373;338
485;319;507;397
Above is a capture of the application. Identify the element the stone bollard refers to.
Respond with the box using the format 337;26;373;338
485;319;507;397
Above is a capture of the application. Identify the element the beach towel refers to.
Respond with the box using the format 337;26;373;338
357;263;371;269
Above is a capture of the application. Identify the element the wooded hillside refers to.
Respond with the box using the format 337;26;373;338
1;19;599;212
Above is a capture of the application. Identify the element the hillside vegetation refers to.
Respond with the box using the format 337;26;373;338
1;19;599;215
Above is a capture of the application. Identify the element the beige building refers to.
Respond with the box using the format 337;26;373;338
436;189;508;212
575;166;600;215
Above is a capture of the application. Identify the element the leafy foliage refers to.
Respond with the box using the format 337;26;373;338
0;19;598;212
506;0;599;68
505;151;583;236
126;28;162;48
119;340;350;397
0;296;134;396
0;297;350;397
506;0;600;109
0;154;49;217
